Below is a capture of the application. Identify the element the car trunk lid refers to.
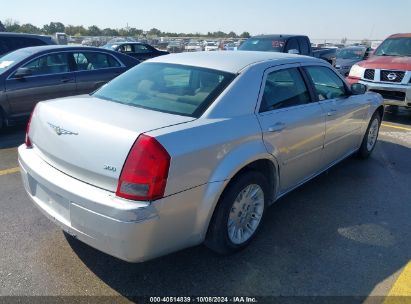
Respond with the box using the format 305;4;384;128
29;95;195;192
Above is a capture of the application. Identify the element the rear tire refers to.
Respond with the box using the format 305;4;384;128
205;171;269;255
358;112;381;159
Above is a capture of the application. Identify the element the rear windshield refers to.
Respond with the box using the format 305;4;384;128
93;63;236;117
337;48;366;59
239;38;285;52
374;38;411;57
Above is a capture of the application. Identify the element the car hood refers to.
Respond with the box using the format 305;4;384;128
357;55;411;70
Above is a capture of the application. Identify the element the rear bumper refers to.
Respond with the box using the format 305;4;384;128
18;145;209;262
359;80;411;107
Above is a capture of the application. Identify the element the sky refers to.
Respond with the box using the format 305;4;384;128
1;0;410;40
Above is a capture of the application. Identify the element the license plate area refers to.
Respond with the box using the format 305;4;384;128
32;177;71;225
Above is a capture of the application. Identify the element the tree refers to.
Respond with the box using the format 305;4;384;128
70;25;87;36
0;21;6;32
228;31;237;38
118;28;129;37
42;22;65;34
102;28;119;37
19;23;41;34
240;32;251;39
87;25;101;36
148;28;161;36
4;19;20;32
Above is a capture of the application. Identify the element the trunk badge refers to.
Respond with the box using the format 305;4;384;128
48;123;78;136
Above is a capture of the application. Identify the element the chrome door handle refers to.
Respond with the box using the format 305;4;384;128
327;109;337;116
268;122;286;132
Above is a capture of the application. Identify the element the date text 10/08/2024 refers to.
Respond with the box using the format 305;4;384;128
149;297;258;303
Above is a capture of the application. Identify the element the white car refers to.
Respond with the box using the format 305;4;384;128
204;42;219;51
185;42;203;52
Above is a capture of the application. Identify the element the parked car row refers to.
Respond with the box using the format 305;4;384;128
101;42;169;61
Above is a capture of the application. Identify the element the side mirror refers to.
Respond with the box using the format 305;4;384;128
351;83;367;95
14;67;32;79
288;49;300;55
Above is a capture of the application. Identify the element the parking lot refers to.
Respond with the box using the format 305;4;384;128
0;107;410;302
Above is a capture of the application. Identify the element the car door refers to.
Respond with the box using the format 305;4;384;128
303;65;368;167
5;52;76;115
72;51;124;95
257;64;326;193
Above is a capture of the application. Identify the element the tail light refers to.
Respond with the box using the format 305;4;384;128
116;134;171;201
25;105;37;148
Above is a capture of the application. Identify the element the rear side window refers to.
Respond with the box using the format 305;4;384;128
299;38;310;55
93;62;235;117
260;68;311;112
285;38;300;53
133;44;151;54
20;53;69;76
305;66;346;100
73;52;121;70
239;38;286;52
119;44;133;53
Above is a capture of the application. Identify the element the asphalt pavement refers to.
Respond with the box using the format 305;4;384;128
0;107;410;303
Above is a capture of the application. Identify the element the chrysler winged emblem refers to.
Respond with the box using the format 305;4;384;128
48;123;78;136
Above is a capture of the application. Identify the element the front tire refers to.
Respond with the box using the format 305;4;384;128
205;171;269;255
358;112;381;159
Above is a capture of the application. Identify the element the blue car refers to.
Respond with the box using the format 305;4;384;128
0;45;139;129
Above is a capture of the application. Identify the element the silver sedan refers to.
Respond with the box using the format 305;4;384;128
18;51;384;262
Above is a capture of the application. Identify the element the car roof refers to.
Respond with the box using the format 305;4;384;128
388;33;411;39
250;34;308;40
11;45;118;55
108;42;146;45
0;32;52;39
147;51;321;73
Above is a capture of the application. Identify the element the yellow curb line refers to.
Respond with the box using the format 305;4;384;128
381;123;411;132
0;167;20;176
384;262;411;304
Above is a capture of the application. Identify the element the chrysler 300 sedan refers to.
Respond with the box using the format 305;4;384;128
0;45;139;129
18;52;384;262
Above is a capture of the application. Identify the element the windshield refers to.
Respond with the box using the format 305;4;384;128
239;38;285;52
0;49;32;73
93;63;235;117
337;48;365;60
374;38;411;57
